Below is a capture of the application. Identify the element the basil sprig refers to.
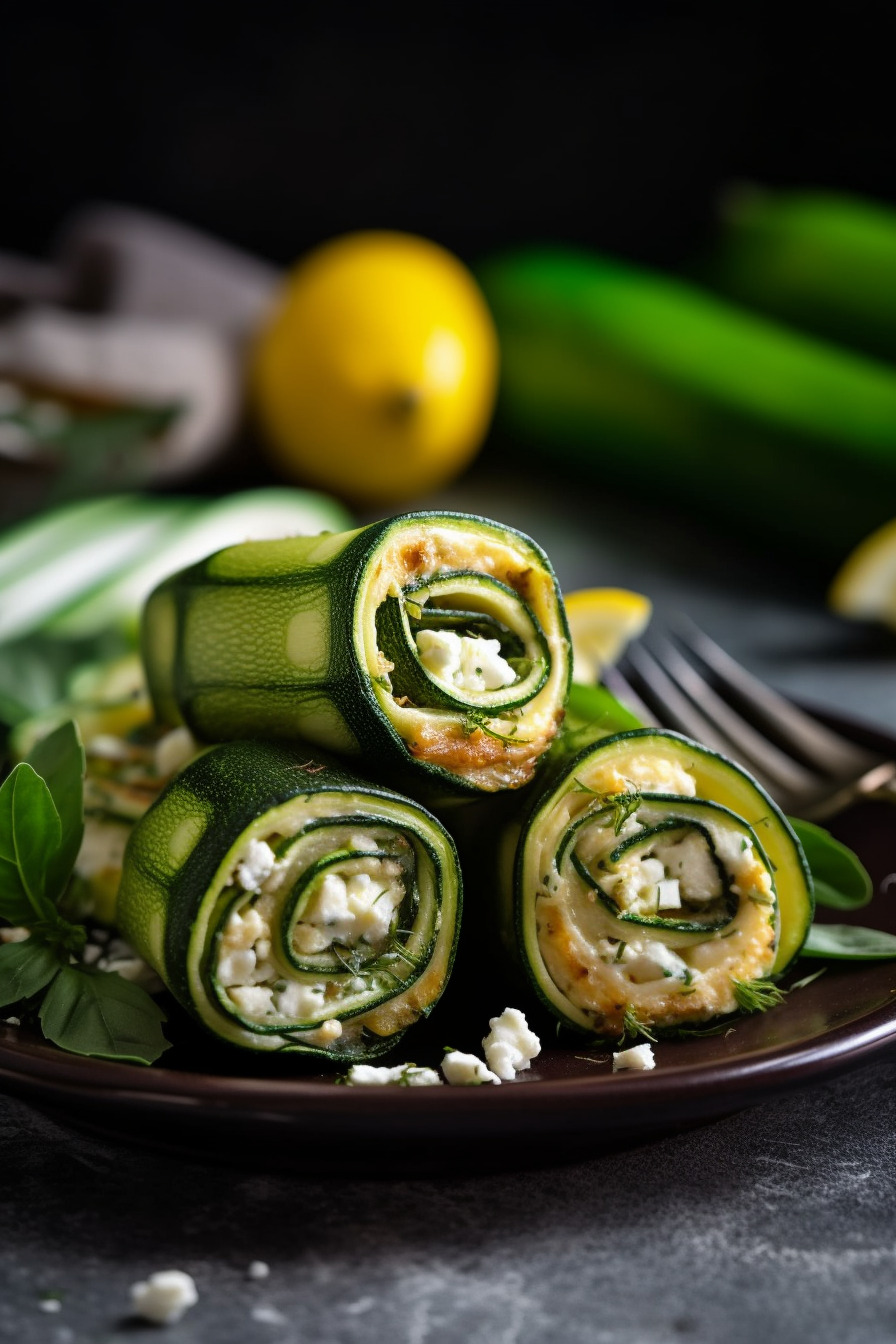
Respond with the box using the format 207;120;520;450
0;721;169;1064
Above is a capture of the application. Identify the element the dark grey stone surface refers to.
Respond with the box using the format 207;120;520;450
2;1059;896;1344
3;464;896;1343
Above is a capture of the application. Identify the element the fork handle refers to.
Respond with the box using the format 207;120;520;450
808;762;896;821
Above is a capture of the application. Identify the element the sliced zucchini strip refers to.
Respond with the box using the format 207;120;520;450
117;740;461;1059
141;510;571;796
504;728;812;1036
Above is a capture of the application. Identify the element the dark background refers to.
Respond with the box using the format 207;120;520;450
3;2;896;272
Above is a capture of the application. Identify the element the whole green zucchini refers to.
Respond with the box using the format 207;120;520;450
704;186;896;362
142;510;571;798
478;248;896;563
117;740;461;1060
499;727;812;1038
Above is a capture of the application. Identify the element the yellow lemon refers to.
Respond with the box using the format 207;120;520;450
251;231;499;505
829;518;896;629
564;587;653;683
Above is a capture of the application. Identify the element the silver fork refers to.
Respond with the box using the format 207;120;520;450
606;618;896;820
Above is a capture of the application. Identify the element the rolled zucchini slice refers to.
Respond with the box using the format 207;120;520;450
504;728;812;1037
141;510;570;797
117;740;462;1059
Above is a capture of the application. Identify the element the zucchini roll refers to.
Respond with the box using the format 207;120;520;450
117;740;461;1059
142;511;570;797
504;729;812;1037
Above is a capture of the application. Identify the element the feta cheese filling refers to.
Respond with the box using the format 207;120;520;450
533;759;779;1032
415;629;517;695
211;824;423;1039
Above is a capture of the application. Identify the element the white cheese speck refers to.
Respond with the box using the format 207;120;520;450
625;941;689;984
251;1305;288;1325
130;1270;198;1325
247;1261;270;1280
441;1050;501;1086
416;629;517;694
482;1007;541;1081
656;878;682;910
612;1043;656;1072
234;839;277;892
345;1063;442;1087
37;1299;62;1313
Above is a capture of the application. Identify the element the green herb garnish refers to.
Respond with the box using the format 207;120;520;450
731;977;786;1014
0;721;169;1065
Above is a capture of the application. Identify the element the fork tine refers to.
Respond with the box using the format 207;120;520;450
646;635;821;796
623;643;787;796
601;665;661;727
673;616;882;776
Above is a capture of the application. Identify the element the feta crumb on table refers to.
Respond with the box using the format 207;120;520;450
482;1007;541;1080
247;1261;270;1280
37;1298;62;1313
441;1050;501;1085
345;1063;442;1087
130;1270;199;1325
612;1043;656;1072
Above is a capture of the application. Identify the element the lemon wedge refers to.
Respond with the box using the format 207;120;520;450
829;519;896;628
564;587;653;682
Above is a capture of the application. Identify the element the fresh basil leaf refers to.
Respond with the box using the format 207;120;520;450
0;765;61;923
39;966;170;1065
790;818;873;911
0;936;62;1008
802;923;896;960
26;721;85;902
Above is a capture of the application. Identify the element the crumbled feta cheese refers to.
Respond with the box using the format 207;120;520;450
235;839;277;892
37;1298;62;1314
625;941;689;984
252;1305;288;1326
345;1063;442;1087
441;1051;501;1086
271;981;326;1021
296;867;403;951
222;905;269;951
612;1044;656;1072
295;1018;343;1047
247;1262;270;1281
482;1007;541;1080
154;726;198;778
217;948;257;987
3;1016;21;1027
228;986;275;1017
82;942;103;966
656;878;682;910
130;1270;198;1325
415;629;517;694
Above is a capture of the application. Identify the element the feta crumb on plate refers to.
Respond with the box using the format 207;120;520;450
247;1261;270;1280
130;1270;198;1325
482;1007;541;1080
612;1043;656;1072
441;1050;501;1086
345;1063;442;1087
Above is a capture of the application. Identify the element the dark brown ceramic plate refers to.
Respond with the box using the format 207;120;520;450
2;715;895;1176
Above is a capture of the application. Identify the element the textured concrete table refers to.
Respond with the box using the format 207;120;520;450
2;463;895;1344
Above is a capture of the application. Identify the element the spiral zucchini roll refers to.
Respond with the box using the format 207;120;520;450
117;740;461;1059
504;729;812;1037
141;511;570;797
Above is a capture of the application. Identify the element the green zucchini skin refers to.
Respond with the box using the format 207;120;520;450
117;740;462;1061
500;728;813;1038
141;510;571;800
478;248;896;564
704;187;896;362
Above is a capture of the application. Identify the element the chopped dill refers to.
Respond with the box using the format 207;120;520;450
620;1005;657;1044
731;977;787;1014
